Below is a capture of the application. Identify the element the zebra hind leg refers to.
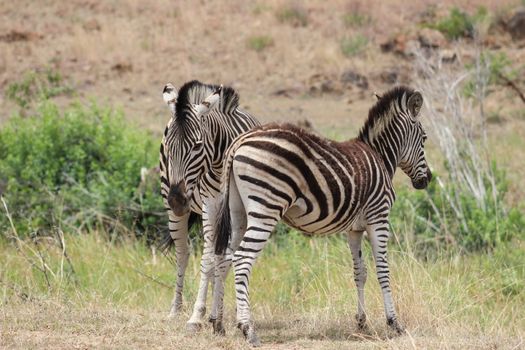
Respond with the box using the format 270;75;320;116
347;231;368;331
210;193;247;336
233;216;277;347
367;223;405;335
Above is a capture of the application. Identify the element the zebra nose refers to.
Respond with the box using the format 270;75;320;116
168;181;190;216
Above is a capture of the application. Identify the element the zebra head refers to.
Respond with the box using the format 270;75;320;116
398;91;432;190
162;81;221;216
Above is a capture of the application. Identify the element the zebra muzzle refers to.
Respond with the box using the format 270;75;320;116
412;169;432;190
168;181;190;216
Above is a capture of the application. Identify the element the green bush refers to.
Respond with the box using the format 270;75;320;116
391;165;524;256
342;13;371;28
6;68;73;109
341;34;368;57
247;35;274;52
276;3;308;27
0;100;164;241
428;6;489;40
463;51;516;97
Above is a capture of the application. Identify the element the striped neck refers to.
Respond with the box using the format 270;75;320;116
360;130;400;180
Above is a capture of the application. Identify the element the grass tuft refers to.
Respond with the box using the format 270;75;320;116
276;3;309;27
247;35;274;52
341;34;368;57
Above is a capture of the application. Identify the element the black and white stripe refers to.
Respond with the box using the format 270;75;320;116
211;86;432;345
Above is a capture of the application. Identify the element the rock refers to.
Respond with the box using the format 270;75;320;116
83;19;101;31
111;62;133;74
378;66;411;85
340;70;368;89
379;70;398;84
380;34;419;57
308;73;344;95
0;30;42;42
418;28;447;49
272;87;301;98
506;7;525;40
440;49;457;64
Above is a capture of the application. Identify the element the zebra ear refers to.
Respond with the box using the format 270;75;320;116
407;91;423;118
195;85;222;116
163;83;178;115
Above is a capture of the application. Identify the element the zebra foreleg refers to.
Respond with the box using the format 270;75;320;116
167;211;190;318
347;230;368;330
367;222;405;335
187;201;217;331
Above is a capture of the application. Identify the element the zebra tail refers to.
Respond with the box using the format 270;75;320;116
215;140;241;256
215;179;231;256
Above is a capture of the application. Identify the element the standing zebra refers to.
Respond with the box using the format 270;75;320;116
212;86;432;345
159;81;260;329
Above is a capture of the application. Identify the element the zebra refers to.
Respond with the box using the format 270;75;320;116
159;80;260;329
211;86;432;345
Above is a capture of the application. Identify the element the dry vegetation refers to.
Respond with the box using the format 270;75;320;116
1;233;524;349
1;0;525;349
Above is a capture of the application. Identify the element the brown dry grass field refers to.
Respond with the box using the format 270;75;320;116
1;0;525;349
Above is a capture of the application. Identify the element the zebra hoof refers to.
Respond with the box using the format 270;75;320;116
355;313;367;331
238;322;261;347
186;322;203;333
211;319;226;336
167;305;182;319
387;318;405;335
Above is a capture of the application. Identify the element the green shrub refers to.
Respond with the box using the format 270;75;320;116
341;34;368;57
463;51;516;97
428;6;490;40
342;13;371;28
391;165;524;256
6;68;73;109
0;100;164;241
247;35;274;52
276;3;308;27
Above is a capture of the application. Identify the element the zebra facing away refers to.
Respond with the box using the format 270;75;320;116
211;86;432;346
159;81;260;329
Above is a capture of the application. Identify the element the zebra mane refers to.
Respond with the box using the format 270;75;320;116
358;86;414;143
175;80;240;124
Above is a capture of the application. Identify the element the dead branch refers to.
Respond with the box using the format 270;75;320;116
497;73;525;104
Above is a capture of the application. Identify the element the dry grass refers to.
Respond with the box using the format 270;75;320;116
1;232;523;349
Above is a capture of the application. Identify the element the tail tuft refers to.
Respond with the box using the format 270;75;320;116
215;192;231;255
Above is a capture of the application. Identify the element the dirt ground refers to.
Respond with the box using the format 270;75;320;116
2;300;522;350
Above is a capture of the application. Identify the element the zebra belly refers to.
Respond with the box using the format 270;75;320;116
283;201;361;235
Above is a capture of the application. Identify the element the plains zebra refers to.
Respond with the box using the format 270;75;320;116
159;81;260;329
211;86;432;345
